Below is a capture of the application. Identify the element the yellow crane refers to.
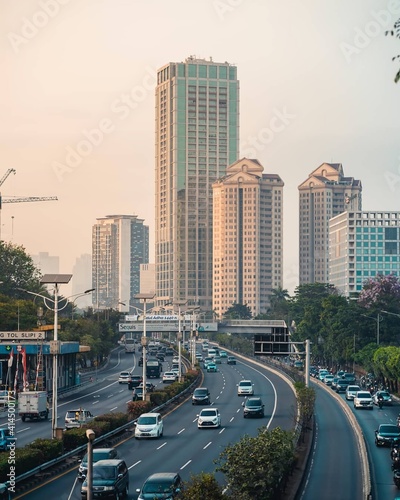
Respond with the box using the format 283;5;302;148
0;169;58;240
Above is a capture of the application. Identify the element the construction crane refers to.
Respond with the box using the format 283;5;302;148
0;169;58;240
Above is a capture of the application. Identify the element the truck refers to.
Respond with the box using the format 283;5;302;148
146;358;162;378
18;391;49;422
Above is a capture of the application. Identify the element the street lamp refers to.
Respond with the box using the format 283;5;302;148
71;288;95;320
134;293;155;401
86;429;95;500
20;276;95;439
361;313;383;345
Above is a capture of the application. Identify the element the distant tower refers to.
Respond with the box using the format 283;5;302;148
31;251;59;275
155;56;240;310
212;158;284;318
92;215;149;310
72;254;92;308
298;163;362;284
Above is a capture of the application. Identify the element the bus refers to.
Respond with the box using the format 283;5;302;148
124;333;136;353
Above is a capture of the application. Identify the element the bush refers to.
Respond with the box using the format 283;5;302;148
127;400;152;420
150;391;169;406
94;412;128;430
27;438;63;461
62;428;87;451
0;447;43;482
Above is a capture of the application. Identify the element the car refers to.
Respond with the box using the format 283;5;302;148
331;376;340;389
372;390;393;406
342;372;357;384
136;472;183;499
118;371;132;384
65;409;94;429
132;386;144;401
323;374;334;386
237;380;254;396
206;362;217;372
375;424;400;447
242;397;265;418
195;353;203;362
165;348;174;356
294;360;304;370
318;369;330;381
156;353;165;362
172;356;180;364
81;459;129;499
162;371;177;383
197;408;221;428
353;391;373;410
78;447;118;481
192;387;210;405
0;428;14;451
128;375;143;390
219;350;228;358
134;412;163;439
227;356;236;365
345;385;361;400
213;355;222;364
336;378;350;393
203;357;213;368
138;382;155;392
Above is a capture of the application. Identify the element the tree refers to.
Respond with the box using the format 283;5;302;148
0;241;43;298
358;273;400;311
385;17;400;83
215;426;295;500
223;303;252;320
180;473;224;499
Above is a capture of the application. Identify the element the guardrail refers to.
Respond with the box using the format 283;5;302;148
15;369;199;491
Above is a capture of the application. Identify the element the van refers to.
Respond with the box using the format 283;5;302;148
78;447;118;480
207;348;217;358
81;459;129;499
65;409;94;429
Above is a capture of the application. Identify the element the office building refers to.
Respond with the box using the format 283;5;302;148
71;254;92;308
298;162;362;284
155;56;240;310
92;215;149;310
212;158;284;318
31;251;59;275
330;210;400;296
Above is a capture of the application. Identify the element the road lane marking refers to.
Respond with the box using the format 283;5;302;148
178;428;185;434
180;460;192;469
157;442;167;449
16;427;30;433
128;460;141;469
110;406;118;411
203;442;212;449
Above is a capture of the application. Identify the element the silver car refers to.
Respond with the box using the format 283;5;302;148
345;385;361;400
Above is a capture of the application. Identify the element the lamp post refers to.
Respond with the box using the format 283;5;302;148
173;301;188;382
134;293;155;401
86;429;95;500
71;289;95;320
361;313;383;345
20;277;96;439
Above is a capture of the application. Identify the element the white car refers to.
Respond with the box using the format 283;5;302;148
134;412;163;439
197;408;221;429
162;371;177;383
345;385;361;400
353;391;374;410
237;380;254;396
118;371;132;384
172;356;180;364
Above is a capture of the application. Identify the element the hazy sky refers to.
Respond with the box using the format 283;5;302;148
1;0;399;295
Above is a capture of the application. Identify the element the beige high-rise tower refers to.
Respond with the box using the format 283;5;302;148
298;162;362;285
212;158;284;318
155;57;240;310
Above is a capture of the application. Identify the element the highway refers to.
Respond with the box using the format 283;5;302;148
15;350;297;499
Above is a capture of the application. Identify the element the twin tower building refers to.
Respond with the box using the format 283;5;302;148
93;56;366;318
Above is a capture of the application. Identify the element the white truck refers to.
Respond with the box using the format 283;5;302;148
18;391;49;422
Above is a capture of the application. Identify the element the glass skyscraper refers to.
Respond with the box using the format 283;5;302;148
155;57;239;310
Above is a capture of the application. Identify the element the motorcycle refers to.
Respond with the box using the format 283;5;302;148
394;470;400;489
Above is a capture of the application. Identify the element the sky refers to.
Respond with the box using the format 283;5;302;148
1;0;400;297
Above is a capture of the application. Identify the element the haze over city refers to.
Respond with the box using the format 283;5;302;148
1;0;399;295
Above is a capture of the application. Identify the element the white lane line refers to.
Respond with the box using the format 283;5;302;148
110;406;118;411
230;417;235;422
219;428;225;434
203;442;212;449
128;460;141;470
92;401;99;405
16;427;30;433
180;460;192;470
107;394;114;398
178;428;185;434
236;409;241;413
157;442;167;449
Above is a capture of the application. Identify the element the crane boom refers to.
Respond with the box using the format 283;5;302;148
0;169;16;188
2;196;58;204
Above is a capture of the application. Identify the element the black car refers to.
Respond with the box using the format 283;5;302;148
128;375;143;390
136;472;182;499
132;386;144;401
336;378;350;393
78;448;118;481
156;353;165;362
192;387;210;405
242;397;265;418
81;459;129;499
375;424;400;447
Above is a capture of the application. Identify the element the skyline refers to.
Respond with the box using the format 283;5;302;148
1;0;400;296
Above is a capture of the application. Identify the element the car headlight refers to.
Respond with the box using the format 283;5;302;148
103;486;115;491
